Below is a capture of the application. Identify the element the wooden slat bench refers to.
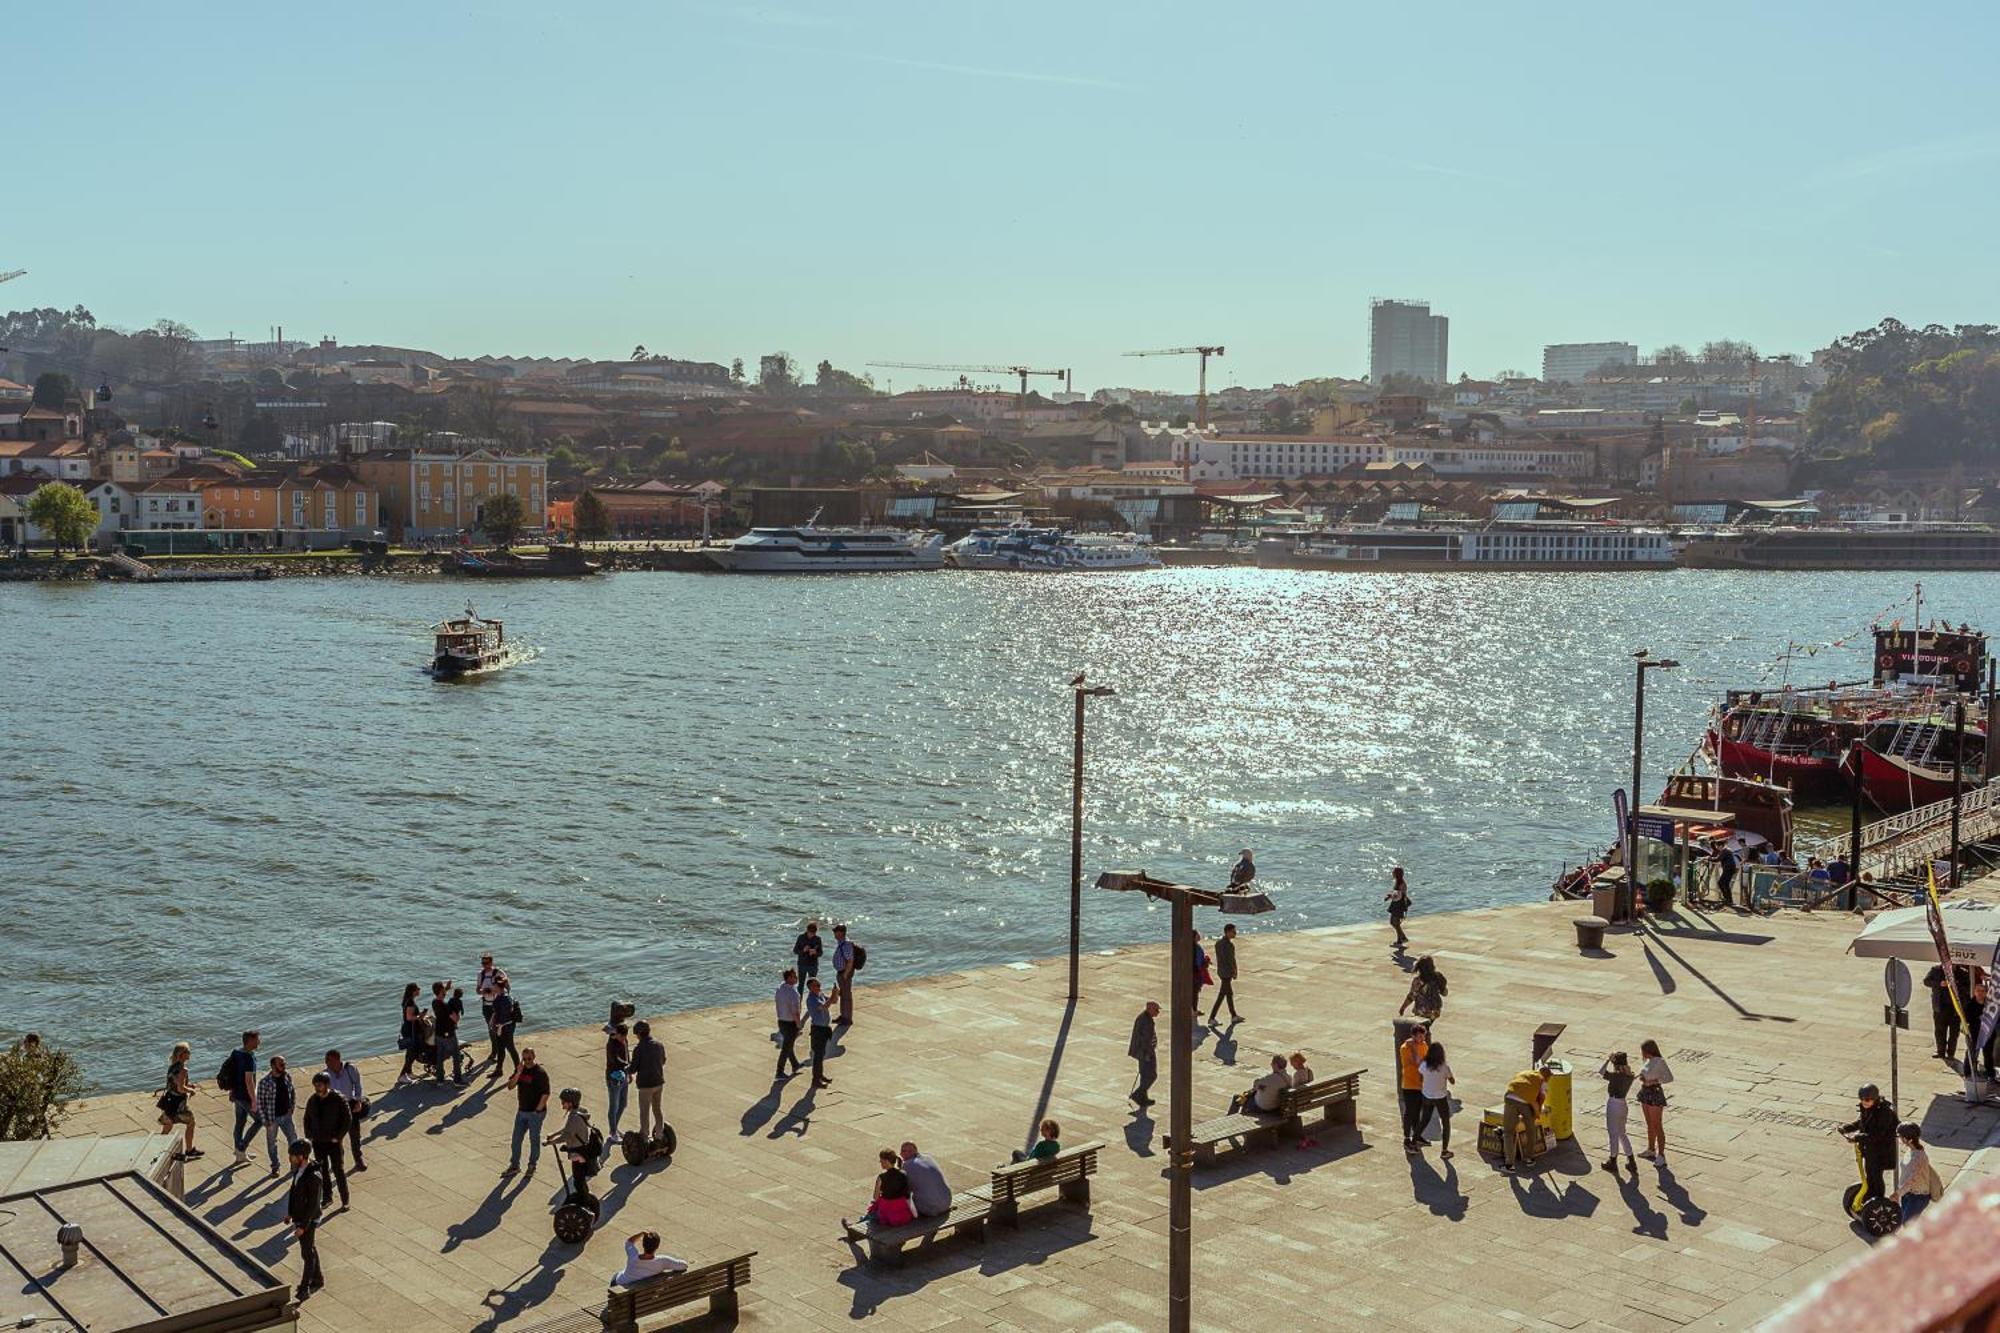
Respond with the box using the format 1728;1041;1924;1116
844;1192;990;1267
606;1252;754;1330
987;1141;1103;1226
1166;1067;1365;1167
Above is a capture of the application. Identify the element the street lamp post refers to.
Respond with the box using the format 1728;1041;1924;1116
1068;674;1114;1001
1097;870;1274;1333
1627;650;1679;911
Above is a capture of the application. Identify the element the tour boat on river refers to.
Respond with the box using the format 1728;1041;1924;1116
945;526;1161;571
429;606;510;679
1844;715;1990;811
707;513;944;573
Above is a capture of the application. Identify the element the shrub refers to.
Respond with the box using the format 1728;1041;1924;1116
0;1042;87;1140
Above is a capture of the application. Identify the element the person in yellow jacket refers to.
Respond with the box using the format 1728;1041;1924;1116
1502;1067;1546;1174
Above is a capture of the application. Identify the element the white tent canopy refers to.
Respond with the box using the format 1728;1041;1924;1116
1848;901;2000;969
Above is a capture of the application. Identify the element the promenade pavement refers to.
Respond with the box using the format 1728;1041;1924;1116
63;891;2000;1331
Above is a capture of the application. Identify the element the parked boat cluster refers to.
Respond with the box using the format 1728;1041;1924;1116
705;516;1161;574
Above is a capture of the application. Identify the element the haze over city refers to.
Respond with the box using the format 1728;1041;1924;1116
14;1;2000;384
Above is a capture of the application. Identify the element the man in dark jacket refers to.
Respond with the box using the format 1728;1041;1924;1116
1840;1083;1898;1204
285;1139;325;1302
1926;964;1969;1064
1129;1001;1160;1106
1207;924;1241;1025
302;1072;353;1209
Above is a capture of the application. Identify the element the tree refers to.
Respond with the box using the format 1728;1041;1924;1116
31;372;76;409
238;413;285;453
814;360;877;397
1652;345;1693;369
24;482;96;552
0;1041;86;1140
574;490;613;543
730;357;745;384
632;344;649;362
254;368;285;388
479;491;526;549
1259;396;1306;433
545;439;588;480
758;352;800;395
1699;339;1757;374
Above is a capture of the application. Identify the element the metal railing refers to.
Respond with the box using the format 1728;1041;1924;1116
1794;784;2000;881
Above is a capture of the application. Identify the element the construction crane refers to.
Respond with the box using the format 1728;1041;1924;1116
867;361;1071;430
1125;345;1226;429
0;270;24;285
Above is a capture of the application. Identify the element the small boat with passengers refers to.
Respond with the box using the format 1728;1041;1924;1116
429;605;510;679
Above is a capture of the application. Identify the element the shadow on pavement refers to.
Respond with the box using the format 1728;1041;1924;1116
1407;1151;1467;1220
835;1211;1095;1319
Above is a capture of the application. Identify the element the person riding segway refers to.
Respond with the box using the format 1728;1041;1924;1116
546;1088;605;1243
1838;1083;1900;1236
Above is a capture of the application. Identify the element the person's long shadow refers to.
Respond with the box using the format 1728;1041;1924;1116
428;1081;499;1136
1407;1151;1467;1220
1654;1165;1706;1226
768;1086;818;1139
590;1161;647;1233
1021;998;1076;1155
472;1241;581;1333
1642;927;1795;1022
202;1169;284;1224
1124;1104;1156;1159
740;1080;788;1137
1507;1171;1600;1219
1617;1170;1670;1238
1209;1019;1240;1068
442;1174;534;1254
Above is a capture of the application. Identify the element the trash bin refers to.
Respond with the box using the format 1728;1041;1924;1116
1590;883;1617;921
1574;915;1608;951
1542;1058;1573;1141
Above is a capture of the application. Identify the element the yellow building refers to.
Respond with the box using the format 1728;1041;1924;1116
353;447;548;541
198;466;380;550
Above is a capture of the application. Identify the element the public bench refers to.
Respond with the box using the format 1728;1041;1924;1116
513;1253;755;1333
1166;1067;1365;1167
845;1141;1105;1265
607;1253;754;1330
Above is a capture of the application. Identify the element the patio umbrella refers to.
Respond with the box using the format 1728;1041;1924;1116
1848;900;2000;969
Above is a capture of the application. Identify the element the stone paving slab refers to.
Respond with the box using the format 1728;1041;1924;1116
60;890;2000;1330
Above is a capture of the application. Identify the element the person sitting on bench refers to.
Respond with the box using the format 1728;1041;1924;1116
1012;1118;1061;1163
1229;1055;1291;1114
610;1230;686;1287
844;1148;915;1233
899;1142;952;1217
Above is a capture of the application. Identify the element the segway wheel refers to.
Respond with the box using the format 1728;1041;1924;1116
1841;1183;1865;1218
656;1123;678;1163
621;1130;644;1167
553;1202;594;1244
1861;1197;1901;1236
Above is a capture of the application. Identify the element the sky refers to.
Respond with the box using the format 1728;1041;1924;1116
10;1;2000;393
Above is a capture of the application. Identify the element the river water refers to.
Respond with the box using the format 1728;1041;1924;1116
4;568;1990;1090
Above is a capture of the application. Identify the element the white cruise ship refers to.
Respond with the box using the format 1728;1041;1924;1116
945;526;1162;572
708;519;945;573
1255;522;1675;571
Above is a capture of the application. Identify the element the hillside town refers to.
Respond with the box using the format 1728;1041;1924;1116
0;301;1994;556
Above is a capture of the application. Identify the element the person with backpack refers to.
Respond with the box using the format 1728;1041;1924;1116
485;979;522;1081
220;1031;261;1167
1398;955;1448;1024
255;1055;300;1176
832;924;864;1026
545;1087;601;1191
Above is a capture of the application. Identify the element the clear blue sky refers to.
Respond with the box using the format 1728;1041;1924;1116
12;2;1999;392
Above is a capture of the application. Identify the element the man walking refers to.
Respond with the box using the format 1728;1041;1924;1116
805;977;834;1089
631;1021;667;1143
485;979;522;1081
774;968;803;1079
1129;1001;1160;1106
1208;923;1241;1024
503;1048;551;1176
1715;843;1739;908
255;1056;299;1176
832;924;858;1026
323;1050;367;1173
224;1030;261;1167
1398;1023;1431;1150
302;1071;352;1210
793;921;825;996
285;1140;325;1304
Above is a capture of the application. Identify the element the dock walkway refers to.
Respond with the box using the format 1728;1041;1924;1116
61;892;2000;1331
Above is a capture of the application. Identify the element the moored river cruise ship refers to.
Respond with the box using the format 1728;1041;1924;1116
1256;521;1674;571
708;518;946;573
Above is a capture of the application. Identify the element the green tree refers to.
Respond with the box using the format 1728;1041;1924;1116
545;439;588;480
729;357;745;384
1259;396;1306;433
574;490;613;543
25;483;96;552
0;1041;86;1140
238;413;285;453
758;352;800;395
31;372;77;409
479;491;526;549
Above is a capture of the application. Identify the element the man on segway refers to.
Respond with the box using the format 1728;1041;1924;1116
1839;1083;1899;1211
545;1088;605;1242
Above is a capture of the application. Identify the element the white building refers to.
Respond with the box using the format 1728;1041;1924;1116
1542;342;1638;385
1382;441;1591;477
1172;434;1387;481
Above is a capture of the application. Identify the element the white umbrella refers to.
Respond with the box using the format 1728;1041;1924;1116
1848;900;2000;969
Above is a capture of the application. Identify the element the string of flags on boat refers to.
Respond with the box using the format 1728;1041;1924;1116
1754;590;1924;683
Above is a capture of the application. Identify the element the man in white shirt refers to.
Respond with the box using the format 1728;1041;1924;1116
1230;1055;1291;1114
899;1142;952;1218
610;1231;686;1288
773;969;802;1079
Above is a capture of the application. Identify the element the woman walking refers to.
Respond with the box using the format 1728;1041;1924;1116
1398;955;1448;1024
1636;1039;1672;1164
1385;867;1411;948
604;1021;631;1140
1600;1051;1637;1175
158;1042;200;1159
396;984;425;1086
1419;1042;1454;1159
1894;1122;1942;1225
